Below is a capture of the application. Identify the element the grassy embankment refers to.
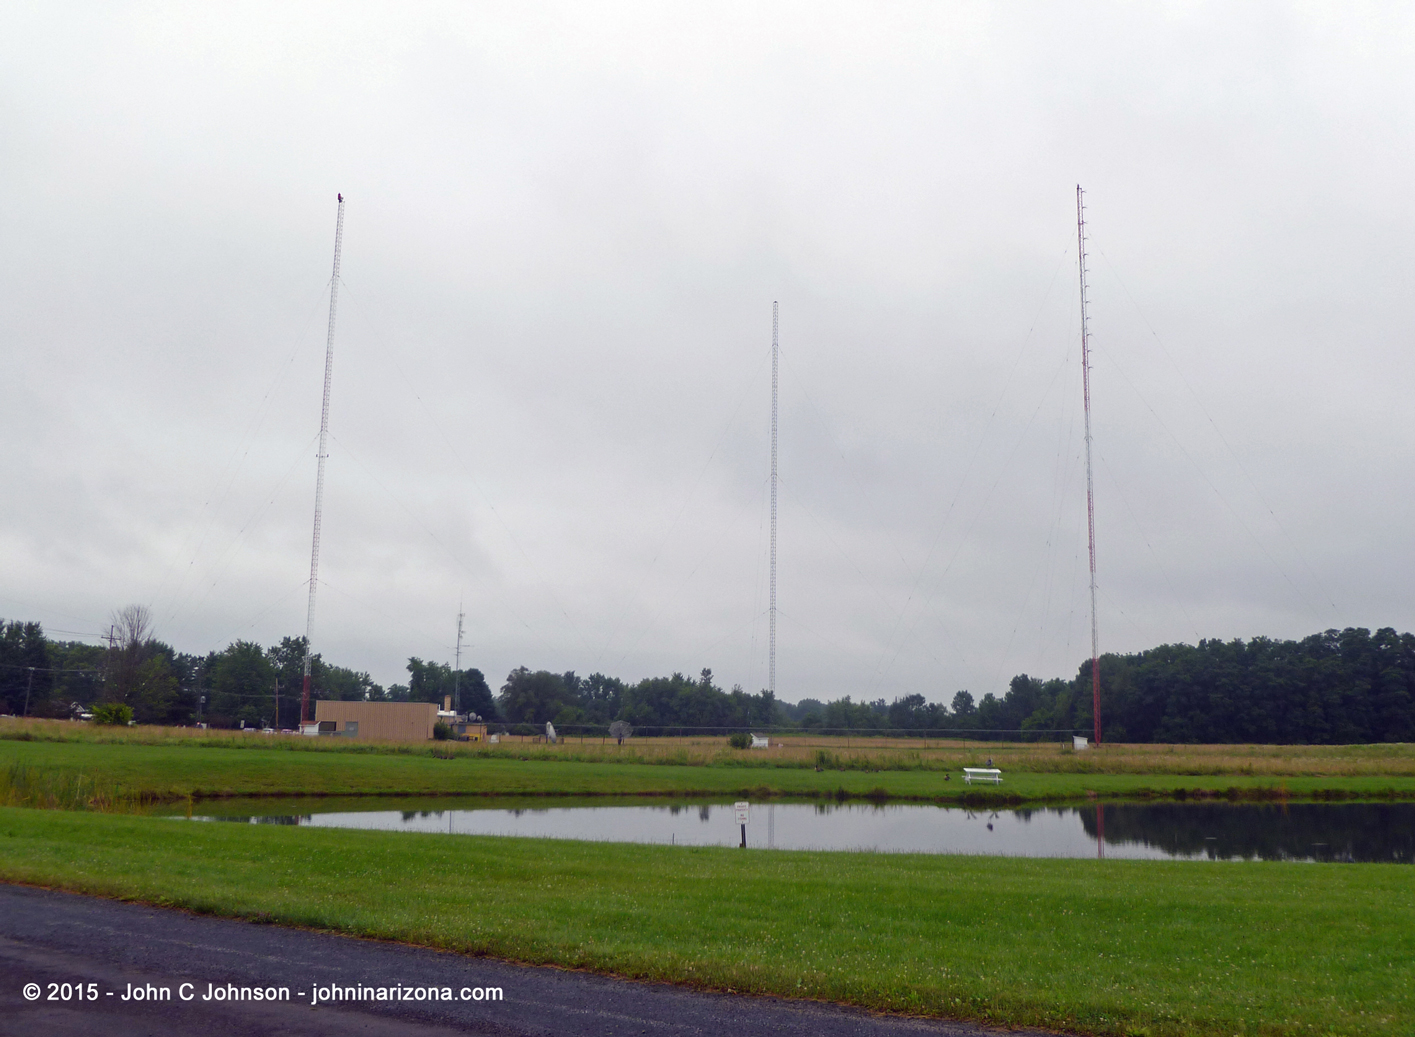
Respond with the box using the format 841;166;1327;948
8;717;1415;775
5;738;1415;806
1;806;1411;1037
4;718;1414;806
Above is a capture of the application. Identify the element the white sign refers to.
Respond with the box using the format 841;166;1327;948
733;801;750;824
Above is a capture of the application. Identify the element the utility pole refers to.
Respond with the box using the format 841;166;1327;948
102;625;116;696
453;606;465;715
769;302;779;699
301;193;345;726
22;667;34;717
1076;185;1101;745
273;678;280;731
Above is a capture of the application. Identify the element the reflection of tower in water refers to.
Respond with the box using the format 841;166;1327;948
1096;802;1105;859
768;803;775;849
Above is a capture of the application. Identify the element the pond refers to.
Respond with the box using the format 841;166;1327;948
165;797;1415;863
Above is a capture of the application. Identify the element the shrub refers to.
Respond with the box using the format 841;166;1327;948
727;732;752;749
90;703;133;727
432;721;452;741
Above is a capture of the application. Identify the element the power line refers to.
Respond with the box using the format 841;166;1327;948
864;238;1074;696
604;339;773;677
0;663;103;674
335;282;592;661
1096;246;1339;617
149;280;333;624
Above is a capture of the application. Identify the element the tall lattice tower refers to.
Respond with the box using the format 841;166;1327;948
454;605;465;714
1076;185;1101;745
300;193;345;724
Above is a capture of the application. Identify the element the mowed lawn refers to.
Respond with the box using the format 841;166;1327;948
1;806;1411;1037
5;738;1415;803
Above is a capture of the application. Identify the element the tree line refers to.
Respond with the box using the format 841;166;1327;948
3;609;1413;743
0;606;443;729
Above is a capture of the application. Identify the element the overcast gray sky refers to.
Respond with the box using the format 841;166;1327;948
2;2;1412;702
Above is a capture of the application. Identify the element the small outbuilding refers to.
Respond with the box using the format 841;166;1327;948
313;700;439;742
452;719;488;741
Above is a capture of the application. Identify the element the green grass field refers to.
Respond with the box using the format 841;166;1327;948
2;728;1413;1034
1;806;1410;1037
7;717;1415;779
4;737;1415;807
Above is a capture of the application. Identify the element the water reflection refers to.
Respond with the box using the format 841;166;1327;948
1079;802;1414;863
173;798;1415;862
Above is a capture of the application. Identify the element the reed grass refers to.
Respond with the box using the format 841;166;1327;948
4;716;1413;777
0;762;149;812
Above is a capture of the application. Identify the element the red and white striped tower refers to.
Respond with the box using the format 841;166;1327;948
1076;185;1101;745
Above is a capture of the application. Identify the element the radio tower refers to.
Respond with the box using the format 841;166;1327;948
300;193;345;725
769;302;778;698
1076;185;1101;745
453;605;465;715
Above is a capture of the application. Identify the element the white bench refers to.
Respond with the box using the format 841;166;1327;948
963;767;1003;785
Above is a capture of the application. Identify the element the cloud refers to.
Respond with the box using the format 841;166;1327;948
2;2;1412;699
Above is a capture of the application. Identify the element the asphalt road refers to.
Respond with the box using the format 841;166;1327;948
0;885;1047;1037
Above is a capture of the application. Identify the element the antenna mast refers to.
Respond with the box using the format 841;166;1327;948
769;301;778;698
301;193;345;725
1076;185;1101;745
454;605;465;714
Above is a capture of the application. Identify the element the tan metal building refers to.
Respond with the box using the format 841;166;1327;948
313;700;438;742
